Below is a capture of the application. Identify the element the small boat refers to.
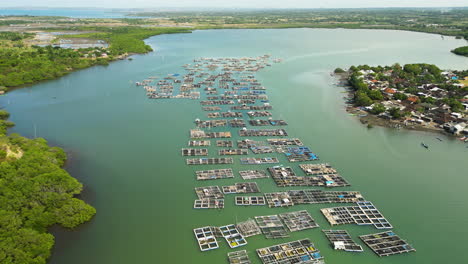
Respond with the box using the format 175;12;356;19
421;142;429;149
436;137;443;142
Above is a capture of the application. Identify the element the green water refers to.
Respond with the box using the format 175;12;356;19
2;29;468;264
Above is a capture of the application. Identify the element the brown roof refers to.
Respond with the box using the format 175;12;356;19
384;88;397;94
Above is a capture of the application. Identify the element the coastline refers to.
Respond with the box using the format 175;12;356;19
334;72;462;139
1;24;466;93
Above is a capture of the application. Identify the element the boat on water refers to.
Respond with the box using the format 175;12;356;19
421;142;429;149
436;137;443;142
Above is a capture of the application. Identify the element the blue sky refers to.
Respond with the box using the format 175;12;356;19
2;0;468;8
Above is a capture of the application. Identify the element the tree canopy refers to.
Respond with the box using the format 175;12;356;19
0;111;96;264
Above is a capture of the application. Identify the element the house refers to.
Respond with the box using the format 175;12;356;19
445;123;467;135
407;96;419;103
451;112;463;119
383;88;397;95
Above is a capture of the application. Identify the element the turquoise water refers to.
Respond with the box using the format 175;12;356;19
2;28;468;264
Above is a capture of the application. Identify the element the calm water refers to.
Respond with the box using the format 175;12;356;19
2;29;468;264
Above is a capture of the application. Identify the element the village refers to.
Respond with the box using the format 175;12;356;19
340;64;468;140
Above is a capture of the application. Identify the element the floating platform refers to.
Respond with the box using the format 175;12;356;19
247;111;272;117
229;119;247;127
299;163;337;175
236;219;262;238
320;201;392;229
216;140;233;147
181;148;208;156
201;100;235;105
195;119;227;128
239;170;269;179
360;231;415;257
250;146;274;154
284;147;318;162
195;186;224;199
279;210;319;232
288;190;364;204
322;230;363;252
255;215;289;239
237;139;266;149
219;149;249;155
264;192;294;207
223;182;260;194
196;169;234;180
202;106;221;111
207;112;221;118
239;129;288;137
228;250;251;264
240;157;279;165
231;105;272;110
249;119;288;126
187;158;234;165
267;138;303;146
194;199;225;209
219;224;248;248
268;166;349;188
235;196;266;206
190;129;232;139
206;131;232;138
188;140;211;146
222;111;243;118
190;129;206;139
256;239;325;264
193;226;219;251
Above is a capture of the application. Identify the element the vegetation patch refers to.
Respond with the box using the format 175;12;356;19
0;111;96;264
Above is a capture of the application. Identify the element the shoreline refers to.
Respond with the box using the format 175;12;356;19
334;72;464;139
1;25;466;94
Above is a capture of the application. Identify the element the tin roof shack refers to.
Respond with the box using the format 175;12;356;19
444;122;466;135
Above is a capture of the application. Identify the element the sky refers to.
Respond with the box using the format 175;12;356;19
1;0;468;9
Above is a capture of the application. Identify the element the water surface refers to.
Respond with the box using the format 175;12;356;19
2;28;468;264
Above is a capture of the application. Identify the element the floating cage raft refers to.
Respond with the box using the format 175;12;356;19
239;170;269;180
320;201;392;229
268;165;350;188
223;182;260;194
216;140;233;147
228;250;251;264
360;231;415;257
267;138;303;146
186;157;234;165
279;210;319;232
188;140;211;146
193;198;224;209
195;186;224;199
240;157;279;165
236;219;262;238
255;214;289;239
139;56;406;261
235;196;266;206
322;230;364;252
219;224;248;248
196;168;234;180
239;129;288;137
219;149;249;155
181;148;208;156
193;226;219;251
256;239;325;264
